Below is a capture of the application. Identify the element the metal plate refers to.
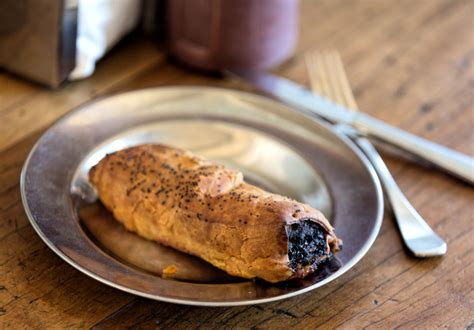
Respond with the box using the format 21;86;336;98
21;86;383;306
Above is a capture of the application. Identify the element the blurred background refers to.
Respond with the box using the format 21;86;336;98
1;0;301;86
0;0;471;154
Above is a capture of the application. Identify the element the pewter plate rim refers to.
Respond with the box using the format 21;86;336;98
20;86;383;306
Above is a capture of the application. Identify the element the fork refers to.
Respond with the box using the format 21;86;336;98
305;50;447;257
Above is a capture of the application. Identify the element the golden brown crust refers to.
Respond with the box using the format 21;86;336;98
89;144;340;283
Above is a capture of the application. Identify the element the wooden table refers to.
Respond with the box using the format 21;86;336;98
1;0;473;328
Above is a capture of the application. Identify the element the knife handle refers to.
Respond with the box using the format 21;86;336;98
354;113;474;184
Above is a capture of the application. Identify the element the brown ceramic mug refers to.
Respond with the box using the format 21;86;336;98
166;0;300;71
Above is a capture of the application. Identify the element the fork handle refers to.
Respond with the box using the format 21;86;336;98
353;113;474;184
354;136;447;257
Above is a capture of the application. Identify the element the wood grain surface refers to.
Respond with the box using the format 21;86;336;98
1;0;473;328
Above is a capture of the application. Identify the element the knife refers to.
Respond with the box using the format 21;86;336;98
227;69;474;184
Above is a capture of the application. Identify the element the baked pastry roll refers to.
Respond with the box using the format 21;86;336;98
89;144;341;283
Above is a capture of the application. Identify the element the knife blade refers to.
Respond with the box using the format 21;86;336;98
227;68;357;124
227;69;474;184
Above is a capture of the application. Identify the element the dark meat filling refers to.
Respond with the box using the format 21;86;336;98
287;221;329;271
